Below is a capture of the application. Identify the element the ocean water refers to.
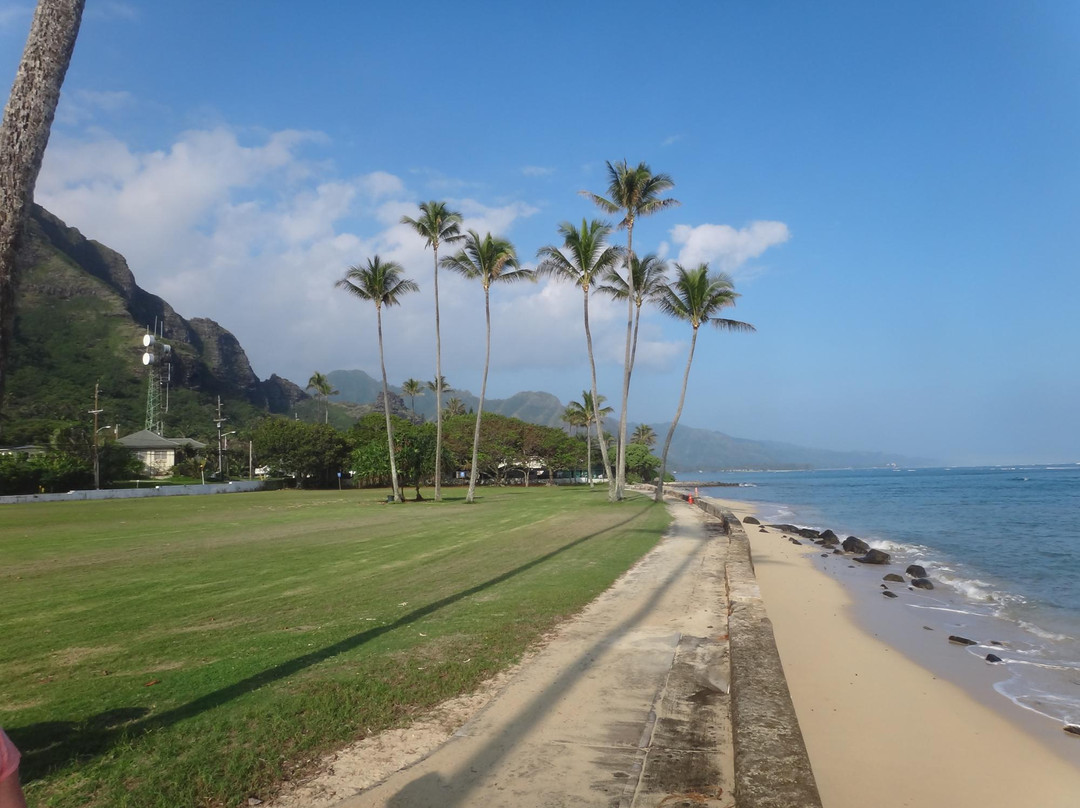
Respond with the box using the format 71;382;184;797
698;465;1080;728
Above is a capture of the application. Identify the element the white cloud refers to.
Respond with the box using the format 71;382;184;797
661;134;682;147
0;5;30;29
55;89;134;125
522;165;554;177
669;220;790;274
34;126;549;386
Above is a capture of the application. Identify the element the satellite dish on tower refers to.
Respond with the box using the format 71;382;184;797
143;333;155;347
142;352;155;365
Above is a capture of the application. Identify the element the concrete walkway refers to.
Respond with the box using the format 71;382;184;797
337;501;735;808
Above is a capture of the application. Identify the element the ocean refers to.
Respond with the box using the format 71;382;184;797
698;465;1080;729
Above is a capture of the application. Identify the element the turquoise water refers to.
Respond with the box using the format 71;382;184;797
699;465;1080;726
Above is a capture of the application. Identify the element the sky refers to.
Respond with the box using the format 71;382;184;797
1;0;1078;465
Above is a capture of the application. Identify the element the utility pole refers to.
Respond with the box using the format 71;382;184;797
214;396;226;478
88;381;102;489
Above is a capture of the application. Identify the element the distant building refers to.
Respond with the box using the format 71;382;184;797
117;430;206;476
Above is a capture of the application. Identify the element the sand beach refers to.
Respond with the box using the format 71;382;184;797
709;496;1080;807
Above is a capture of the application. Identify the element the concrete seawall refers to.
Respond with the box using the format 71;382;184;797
673;490;823;808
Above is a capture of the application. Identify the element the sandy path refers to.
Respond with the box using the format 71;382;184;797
277;500;733;808
718;497;1080;808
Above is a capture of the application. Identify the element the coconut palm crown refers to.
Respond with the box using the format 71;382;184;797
653;263;754;501
334;256;419;503
400;200;464;502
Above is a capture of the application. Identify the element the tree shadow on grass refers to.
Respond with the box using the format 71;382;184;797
11;508;652;783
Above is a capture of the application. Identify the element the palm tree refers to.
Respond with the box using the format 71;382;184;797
0;0;85;414
335;256;418;503
653;264;754;502
401;201;464;502
561;403;586;437
427;375;452;396
632;423;657;448
536;219;620;499
597;253;669;385
581;391;613;489
401;378;424;415
583;161;679;501
443;397;466;417
441;230;534;503
306;371;338;424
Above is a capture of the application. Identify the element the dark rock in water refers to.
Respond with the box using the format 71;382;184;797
854;549;891;565
906;564;928;578
883;590;899;598
1064;725;1080;737
883;573;905;582
789;538;802;546
949;635;978;646
880;583;888;588
923;626;934;631
842;536;870;554
990;640;1004;647
769;524;799;533
911;577;934;590
820;529;839;541
985;653;1003;663
743;516;760;525
798;528;821;539
820;537;840;547
833;549;844;554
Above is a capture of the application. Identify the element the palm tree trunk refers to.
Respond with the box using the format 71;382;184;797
586;427;593;489
376;305;402;502
655;327;698;502
466;287;491;503
615;219;636;501
0;0;84;419
433;246;444;500
583;288;615;499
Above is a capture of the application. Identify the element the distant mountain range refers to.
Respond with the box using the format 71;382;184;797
5;205;930;470
326;370;933;471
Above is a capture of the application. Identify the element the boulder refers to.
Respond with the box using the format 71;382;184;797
743;516;760;525
985;653;1003;663
833;549;843;554
759;528;768;532
911;578;934;590
820;529;839;541
906;564;928;578
854;549;891;565
1064;725;1080;737
789;538;802;546
882;590;898;598
883;573;905;582
842;536;870;554
798;528;821;539
948;635;978;646
768;524;799;533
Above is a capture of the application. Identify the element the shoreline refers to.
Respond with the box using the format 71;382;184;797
705;494;1080;808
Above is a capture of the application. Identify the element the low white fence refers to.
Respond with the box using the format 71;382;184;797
0;480;267;506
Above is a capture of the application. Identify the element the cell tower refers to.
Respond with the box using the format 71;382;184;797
141;326;172;434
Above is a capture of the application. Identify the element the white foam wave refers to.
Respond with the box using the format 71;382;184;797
1018;621;1074;642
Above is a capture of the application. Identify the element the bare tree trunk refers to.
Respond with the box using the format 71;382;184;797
0;0;85;421
376;306;402;502
583;288;615;499
433;245;444;500
655;327;698;502
614;218;636;501
466;287;491;503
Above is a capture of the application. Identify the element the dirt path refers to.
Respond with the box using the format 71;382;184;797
273;499;733;808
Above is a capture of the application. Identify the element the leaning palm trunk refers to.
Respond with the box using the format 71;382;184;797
614;222;636;501
585;427;593;488
583;288;615;497
0;0;84;417
433;245;444;500
466;289;492;503
376;306;402;502
654;328;698;502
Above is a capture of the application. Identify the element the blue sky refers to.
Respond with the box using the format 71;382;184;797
2;1;1078;465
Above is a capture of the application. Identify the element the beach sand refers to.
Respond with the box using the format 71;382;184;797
710;496;1080;808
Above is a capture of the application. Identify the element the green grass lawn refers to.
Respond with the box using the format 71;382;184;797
0;486;670;807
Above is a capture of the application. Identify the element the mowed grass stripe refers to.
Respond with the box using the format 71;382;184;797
0;486;670;807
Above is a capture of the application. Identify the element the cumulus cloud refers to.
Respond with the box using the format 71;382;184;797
669;220;790;274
